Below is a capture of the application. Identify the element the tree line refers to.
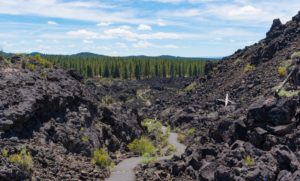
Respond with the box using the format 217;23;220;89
43;54;210;80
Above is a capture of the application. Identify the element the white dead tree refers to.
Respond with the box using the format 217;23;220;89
225;93;229;107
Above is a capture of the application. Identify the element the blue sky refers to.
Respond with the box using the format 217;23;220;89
0;0;299;57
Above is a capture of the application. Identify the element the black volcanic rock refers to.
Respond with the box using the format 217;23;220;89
135;11;300;181
0;57;142;180
266;19;284;40
292;11;300;22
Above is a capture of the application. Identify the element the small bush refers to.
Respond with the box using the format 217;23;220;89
34;54;52;68
3;59;11;66
2;148;9;158
10;146;34;171
207;112;219;119
142;153;158;164
101;95;115;105
91;148;112;168
40;71;48;78
277;67;287;77
166;144;176;156
184;82;197;92
161;134;168;147
244;63;255;73
244;155;255;166
81;135;89;143
128;137;155;155
186;128;196;136
142;118;162;133
234;59;243;65
291;51;300;60
26;63;36;71
277;88;300;97
177;133;186;143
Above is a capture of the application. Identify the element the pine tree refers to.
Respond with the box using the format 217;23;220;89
155;64;159;77
162;63;167;78
113;65;120;78
193;65;198;77
86;65;93;78
170;63;175;78
135;64;141;80
123;65;129;79
188;65;193;77
103;64;110;77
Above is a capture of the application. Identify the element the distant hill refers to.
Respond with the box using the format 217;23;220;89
1;51;222;61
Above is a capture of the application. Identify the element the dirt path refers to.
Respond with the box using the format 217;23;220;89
105;127;186;181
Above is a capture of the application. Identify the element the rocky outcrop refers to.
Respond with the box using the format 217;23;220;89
0;57;143;180
135;11;300;181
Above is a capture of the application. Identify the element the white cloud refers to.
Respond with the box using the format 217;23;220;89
104;27;136;40
95;46;111;51
96;22;112;27
67;29;97;39
155;1;300;24
133;41;152;48
145;0;217;4
47;21;57;25
104;27;182;40
146;0;183;4
0;0;144;25
116;42;128;49
137;24;152;31
207;5;264;21
162;44;178;49
83;39;94;44
0;0;182;26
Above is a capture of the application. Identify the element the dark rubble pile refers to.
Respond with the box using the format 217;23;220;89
137;94;300;181
0;56;143;180
136;11;300;181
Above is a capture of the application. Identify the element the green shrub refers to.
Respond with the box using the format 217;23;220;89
177;133;186;143
1;148;9;158
234;59;243;65
166;144;176;155
34;54;52;68
40;71;48;78
9;146;34;171
161;134;168;147
141;153;158;164
278;67;287;77
3;59;11;66
244;155;255;166
128;137;156;155
207;112;219;119
26;63;36;71
186;128;196;136
244;63;255;73
91;148;112;168
81;135;89;143
291;51;300;60
142;118;162;133
184;82;197;92
101;95;115;105
277;88;300;97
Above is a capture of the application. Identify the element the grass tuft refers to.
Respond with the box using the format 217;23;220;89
244;155;255;166
1;148;9;158
91;148;114;168
244;63;255;73
128;137;156;155
291;51;300;60
9;146;34;171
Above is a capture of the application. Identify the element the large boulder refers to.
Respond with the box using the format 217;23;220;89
247;96;297;127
